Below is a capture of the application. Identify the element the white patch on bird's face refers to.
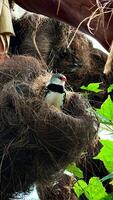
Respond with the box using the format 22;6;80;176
52;77;65;85
49;76;65;87
46;73;67;87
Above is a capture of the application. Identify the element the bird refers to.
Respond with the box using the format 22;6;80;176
45;73;67;109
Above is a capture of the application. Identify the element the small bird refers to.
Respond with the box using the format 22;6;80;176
45;73;67;109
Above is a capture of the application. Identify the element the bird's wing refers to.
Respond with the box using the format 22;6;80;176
43;87;50;97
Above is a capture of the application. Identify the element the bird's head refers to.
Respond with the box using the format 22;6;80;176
49;73;67;86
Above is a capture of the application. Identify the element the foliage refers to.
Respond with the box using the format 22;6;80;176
67;83;113;200
73;177;107;200
73;180;87;198
94;140;113;173
107;84;113;93
66;163;83;178
96;95;113;125
101;173;113;183
80;83;102;93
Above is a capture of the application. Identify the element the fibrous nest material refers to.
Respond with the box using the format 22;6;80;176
0;55;99;199
37;174;77;200
87;0;113;34
10;14;107;101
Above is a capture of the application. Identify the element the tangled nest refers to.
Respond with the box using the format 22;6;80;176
11;13;107;85
0;55;99;199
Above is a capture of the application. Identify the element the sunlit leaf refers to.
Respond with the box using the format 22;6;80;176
73;180;87;197
94;140;113;173
85;177;107;200
96;96;113;122
109;180;113;185
73;177;107;200
102;193;113;200
81;83;102;93
107;84;113;93
66;163;83;178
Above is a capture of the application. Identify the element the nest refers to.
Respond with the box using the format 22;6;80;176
10;14;107;93
0;55;99;199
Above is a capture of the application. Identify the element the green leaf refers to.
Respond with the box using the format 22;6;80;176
94;140;113;173
73;177;107;200
81;83;102;93
96;112;112;125
101;172;113;182
107;84;113;93
66;163;83;178
73;180;87;197
96;96;113;122
102;193;113;200
84;177;107;200
109;180;113;186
